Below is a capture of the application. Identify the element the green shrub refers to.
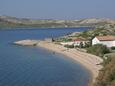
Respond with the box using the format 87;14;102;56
64;38;72;42
111;47;115;50
87;44;110;57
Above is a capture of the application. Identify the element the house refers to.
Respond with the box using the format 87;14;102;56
60;42;74;46
60;38;88;47
73;38;87;47
92;35;115;47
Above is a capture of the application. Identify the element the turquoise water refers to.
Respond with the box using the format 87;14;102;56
0;28;91;86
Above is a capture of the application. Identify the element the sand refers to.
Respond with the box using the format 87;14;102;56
37;41;103;85
14;40;103;85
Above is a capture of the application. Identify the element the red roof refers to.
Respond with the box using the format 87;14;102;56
73;38;83;41
96;35;115;41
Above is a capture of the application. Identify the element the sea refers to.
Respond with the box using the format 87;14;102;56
0;27;91;86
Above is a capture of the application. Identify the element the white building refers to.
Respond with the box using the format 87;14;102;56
73;38;87;47
92;35;115;47
60;38;88;47
60;42;74;46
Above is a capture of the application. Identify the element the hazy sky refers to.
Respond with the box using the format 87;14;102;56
0;0;115;19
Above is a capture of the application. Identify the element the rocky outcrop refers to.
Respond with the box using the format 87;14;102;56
14;40;39;46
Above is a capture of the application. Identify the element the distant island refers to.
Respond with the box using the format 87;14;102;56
0;16;115;29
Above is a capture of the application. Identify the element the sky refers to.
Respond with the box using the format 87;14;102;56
0;0;115;19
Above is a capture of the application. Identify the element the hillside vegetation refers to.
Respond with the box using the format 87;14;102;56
72;23;115;40
94;55;115;86
87;44;110;57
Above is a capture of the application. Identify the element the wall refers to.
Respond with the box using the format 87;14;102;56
92;37;100;45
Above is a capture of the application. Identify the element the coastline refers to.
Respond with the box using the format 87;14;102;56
0;27;92;30
37;41;103;85
14;40;103;86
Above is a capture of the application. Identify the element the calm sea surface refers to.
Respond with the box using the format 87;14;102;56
0;28;91;86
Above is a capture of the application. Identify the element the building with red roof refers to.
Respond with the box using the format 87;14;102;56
73;38;88;47
92;35;115;47
60;38;88;47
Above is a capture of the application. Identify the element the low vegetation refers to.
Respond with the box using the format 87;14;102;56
111;47;115;50
94;56;115;86
73;23;115;40
87;44;110;57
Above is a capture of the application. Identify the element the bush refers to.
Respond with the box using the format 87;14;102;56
62;38;72;42
87;44;110;57
111;47;115;50
84;42;91;48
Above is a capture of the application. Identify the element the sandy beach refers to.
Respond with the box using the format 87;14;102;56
37;41;103;84
14;40;103;85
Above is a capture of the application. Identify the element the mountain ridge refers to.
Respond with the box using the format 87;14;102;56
0;16;115;28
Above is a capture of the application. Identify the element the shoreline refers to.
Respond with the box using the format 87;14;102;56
37;41;103;85
0;26;92;31
14;40;103;86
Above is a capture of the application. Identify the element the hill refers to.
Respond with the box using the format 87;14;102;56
0;16;114;29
